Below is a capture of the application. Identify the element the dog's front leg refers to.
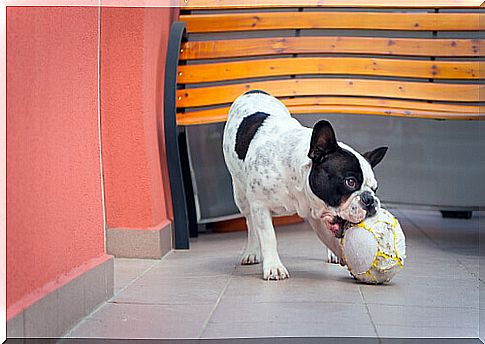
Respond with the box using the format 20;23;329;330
307;217;346;266
250;202;289;280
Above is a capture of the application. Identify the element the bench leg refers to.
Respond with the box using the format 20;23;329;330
178;129;199;238
163;22;191;249
164;126;190;249
440;211;473;219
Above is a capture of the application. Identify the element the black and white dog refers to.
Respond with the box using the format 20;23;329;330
222;91;387;280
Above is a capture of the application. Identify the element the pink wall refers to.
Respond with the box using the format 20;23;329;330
100;7;176;230
6;7;106;316
6;6;178;318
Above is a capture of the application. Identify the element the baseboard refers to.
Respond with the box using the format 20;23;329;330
107;221;172;259
7;255;114;338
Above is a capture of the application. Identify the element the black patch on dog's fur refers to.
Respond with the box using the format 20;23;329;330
235;112;270;160
244;90;270;95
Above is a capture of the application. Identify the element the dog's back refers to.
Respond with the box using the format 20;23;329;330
223;91;310;215
223;90;301;176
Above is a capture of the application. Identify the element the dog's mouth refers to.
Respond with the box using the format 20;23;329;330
323;215;352;239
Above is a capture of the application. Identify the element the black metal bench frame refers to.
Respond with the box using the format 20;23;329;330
164;21;198;249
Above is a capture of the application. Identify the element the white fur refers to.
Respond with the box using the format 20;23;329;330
223;93;379;280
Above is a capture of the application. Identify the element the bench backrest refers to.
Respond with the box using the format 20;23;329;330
167;1;482;125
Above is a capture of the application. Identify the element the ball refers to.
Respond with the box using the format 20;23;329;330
340;208;406;284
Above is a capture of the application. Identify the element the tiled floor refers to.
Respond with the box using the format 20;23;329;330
66;209;481;340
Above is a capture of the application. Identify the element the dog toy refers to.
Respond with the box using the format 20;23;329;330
340;208;406;284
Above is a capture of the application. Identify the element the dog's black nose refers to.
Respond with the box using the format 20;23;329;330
361;191;378;217
361;191;374;206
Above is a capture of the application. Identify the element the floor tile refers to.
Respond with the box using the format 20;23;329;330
368;304;478;329
150;252;238;278
223;269;362;304
456;257;479;277
399;210;479;251
68;303;213;339
234;255;347;276
114;258;159;293
360;275;478;308
113;275;231;305
209;300;372;326
202;321;378;338
375;324;478;338
397;258;473;279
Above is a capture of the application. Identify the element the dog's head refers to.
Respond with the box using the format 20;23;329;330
307;120;387;238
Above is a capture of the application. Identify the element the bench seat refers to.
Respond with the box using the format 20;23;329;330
164;1;483;248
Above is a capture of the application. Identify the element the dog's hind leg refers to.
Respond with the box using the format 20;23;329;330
250;202;289;280
241;216;261;265
233;184;261;265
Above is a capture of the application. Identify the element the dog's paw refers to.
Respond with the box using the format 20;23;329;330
263;261;289;280
327;251;340;265
240;252;261;265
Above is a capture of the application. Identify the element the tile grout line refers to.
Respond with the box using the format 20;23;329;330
63;259;162;338
194;245;247;338
358;285;381;342
455;257;480;280
455;256;481;324
398;211;441;249
110;259;165;300
197;267;238;339
400;211;480;282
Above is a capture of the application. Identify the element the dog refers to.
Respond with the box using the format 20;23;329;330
222;90;388;280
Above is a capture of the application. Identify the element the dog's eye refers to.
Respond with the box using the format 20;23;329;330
344;177;357;190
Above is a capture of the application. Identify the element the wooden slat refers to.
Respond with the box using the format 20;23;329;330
282;97;480;112
181;0;482;9
177;97;481;124
178;58;481;83
182;12;480;33
288;105;482;119
177;104;482;125
176;79;482;107
180;37;482;60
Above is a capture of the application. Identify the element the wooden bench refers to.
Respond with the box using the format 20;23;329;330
163;0;483;248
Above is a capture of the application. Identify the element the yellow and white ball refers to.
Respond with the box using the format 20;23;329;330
340;208;406;284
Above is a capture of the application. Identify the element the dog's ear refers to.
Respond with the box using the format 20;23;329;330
363;146;388;168
308;120;338;163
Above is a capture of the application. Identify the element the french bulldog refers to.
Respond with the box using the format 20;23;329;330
222;90;388;280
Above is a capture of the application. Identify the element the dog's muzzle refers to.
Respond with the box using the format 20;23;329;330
361;191;378;217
